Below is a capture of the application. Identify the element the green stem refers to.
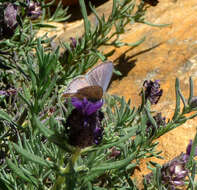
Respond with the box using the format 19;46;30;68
51;148;81;190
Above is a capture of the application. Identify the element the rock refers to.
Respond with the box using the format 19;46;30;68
106;0;197;187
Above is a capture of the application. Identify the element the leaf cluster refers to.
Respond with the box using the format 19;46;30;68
1;0;197;190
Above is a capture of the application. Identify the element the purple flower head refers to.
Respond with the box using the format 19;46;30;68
0;90;7;96
4;3;18;29
159;140;197;188
183;139;197;161
65;98;104;148
71;97;103;116
143;80;163;104
1;3;18;39
189;96;197;109
27;1;42;20
145;153;190;189
160;155;189;189
70;37;77;49
0;88;17;96
109;147;121;159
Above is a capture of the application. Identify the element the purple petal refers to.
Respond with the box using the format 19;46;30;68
71;97;84;110
173;180;184;186
186;140;197;156
0;90;7;95
186;140;193;156
72;98;103;115
85;100;103;115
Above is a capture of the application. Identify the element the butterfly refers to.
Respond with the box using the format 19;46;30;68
63;61;114;101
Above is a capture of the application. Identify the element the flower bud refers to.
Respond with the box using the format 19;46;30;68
1;3;18;38
65;98;104;148
27;1;42;20
143;80;163;104
189;96;197;109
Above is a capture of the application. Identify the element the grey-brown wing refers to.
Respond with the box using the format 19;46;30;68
63;76;90;94
86;61;113;92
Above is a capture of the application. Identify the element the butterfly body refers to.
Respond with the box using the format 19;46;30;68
63;61;113;101
63;85;103;101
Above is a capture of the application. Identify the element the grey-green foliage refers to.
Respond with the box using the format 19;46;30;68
1;0;197;189
59;0;149;81
1;76;197;189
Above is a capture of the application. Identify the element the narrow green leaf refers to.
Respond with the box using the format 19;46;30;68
145;106;157;130
39;76;57;108
188;77;194;104
104;49;115;57
41;0;56;7
20;166;39;186
0;110;12;122
188;130;197;167
32;115;54;138
83;170;106;183
172;78;180;120
83;126;138;153
178;89;187;112
0;178;10;190
126;36;145;47
111;0;117;18
90;150;137;172
90;50;105;61
6;159;32;183
12;143;53;168
188;174;195;190
79;0;90;36
33;23;57;28
113;69;122;76
125;163;137;171
140;21;171;27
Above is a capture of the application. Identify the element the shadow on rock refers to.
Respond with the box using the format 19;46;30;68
112;42;163;81
67;0;109;22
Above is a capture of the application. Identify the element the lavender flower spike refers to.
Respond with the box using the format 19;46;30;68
65;98;104;148
143;79;163;104
27;1;42;20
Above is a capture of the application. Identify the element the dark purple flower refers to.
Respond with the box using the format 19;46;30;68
0;90;7;96
4;3;18;29
189;96;197;109
1;3;18;39
109;147;121;158
143;80;163;104
0;88;17;96
145;140;197;189
65;98;104;148
70;37;77;49
182;139;197;162
160;155;188;188
27;1;42;20
146;112;166;137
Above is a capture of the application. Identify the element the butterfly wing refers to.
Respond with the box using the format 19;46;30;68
86;61;113;92
63;76;90;94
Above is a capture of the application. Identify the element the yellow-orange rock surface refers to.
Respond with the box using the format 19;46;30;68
40;0;197;188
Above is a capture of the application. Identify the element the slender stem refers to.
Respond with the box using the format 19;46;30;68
17;108;28;126
50;148;81;190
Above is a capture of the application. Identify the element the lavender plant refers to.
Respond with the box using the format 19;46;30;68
0;0;197;190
